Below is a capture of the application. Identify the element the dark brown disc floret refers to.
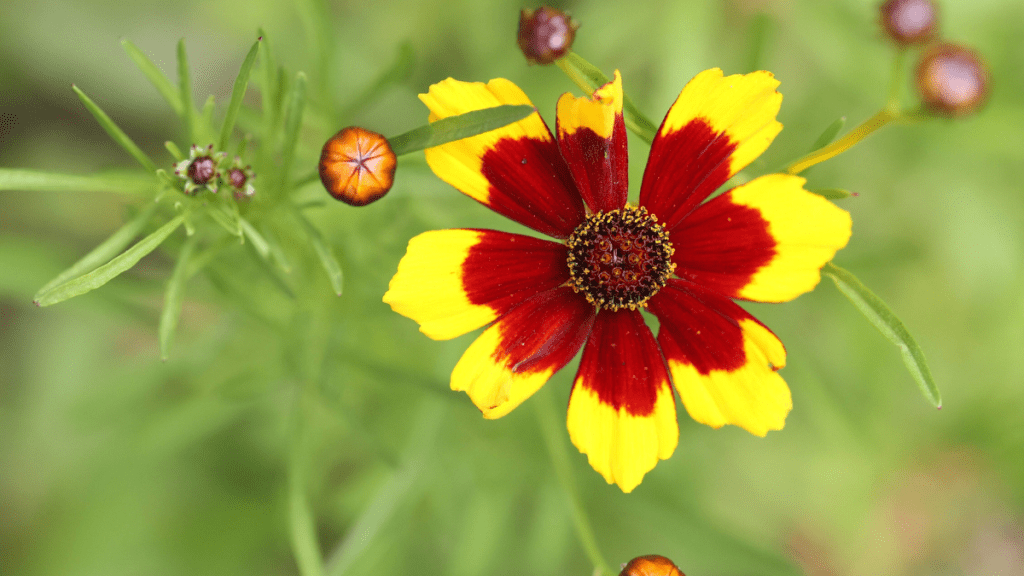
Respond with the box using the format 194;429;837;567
566;206;675;311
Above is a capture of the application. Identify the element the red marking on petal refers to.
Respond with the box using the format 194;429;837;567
495;286;596;375
647;279;761;374
669;191;776;299
461;230;570;315
639;118;736;230
479;137;586;238
557;124;629;213
574;309;669;416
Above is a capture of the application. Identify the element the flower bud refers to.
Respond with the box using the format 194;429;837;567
319;126;396;206
879;0;937;46
517;7;578;65
620;555;685;576
225;158;256;200
915;43;990;117
174;144;226;195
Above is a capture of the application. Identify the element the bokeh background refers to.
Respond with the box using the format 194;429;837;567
2;0;1024;575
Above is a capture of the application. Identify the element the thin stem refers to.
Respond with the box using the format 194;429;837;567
887;49;908;113
288;392;326;576
533;388;614;576
555;58;595;96
785;108;899;175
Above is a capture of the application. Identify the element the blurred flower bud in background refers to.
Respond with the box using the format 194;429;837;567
517;6;578;65
916;43;990;116
879;0;938;46
619;555;685;576
319;126;396;206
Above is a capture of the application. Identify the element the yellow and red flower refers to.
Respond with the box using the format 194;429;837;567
384;69;852;492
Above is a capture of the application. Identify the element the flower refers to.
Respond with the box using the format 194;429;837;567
383;70;852;492
319;126;396;206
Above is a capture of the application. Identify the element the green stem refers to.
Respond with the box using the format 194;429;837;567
533;389;613;576
288;402;326;576
887;49;908;113
784;108;899;175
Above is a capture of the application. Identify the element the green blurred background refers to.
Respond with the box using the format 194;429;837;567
2;0;1024;575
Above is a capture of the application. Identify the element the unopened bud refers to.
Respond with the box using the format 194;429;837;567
619;555;685;576
174;144;226;195
319;126;396;206
915;43;990;117
518;7;578;65
879;0;937;46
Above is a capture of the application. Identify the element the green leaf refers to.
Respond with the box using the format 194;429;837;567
810;188;854;200
34;201;160;299
388;105;535;156
293;208;342;296
199;95;217;143
207;204;242;238
219;38;261;151
744;13;773;73
280;72;308;186
238;216;270;259
178;39;194;142
122;39;184;116
72;85;158;173
555;52;658;144
164;141;184;162
35;213;187;307
0;168;155;194
823;262;942;408
159;234;197;360
811;117;847;152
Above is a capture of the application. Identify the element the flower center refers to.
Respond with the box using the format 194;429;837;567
566;206;675;310
187;156;216;184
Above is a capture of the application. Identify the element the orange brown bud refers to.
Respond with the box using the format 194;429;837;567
517;7;578;65
879;0;937;46
619;555;685;576
319;126;396;206
915;43;990;117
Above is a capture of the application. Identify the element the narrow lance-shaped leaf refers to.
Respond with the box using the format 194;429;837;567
280;72;308;187
207;204;242;238
238;216;270;259
744;13;773;73
293;207;342;296
556;51;658;144
811;116;847;152
72;85;158;173
823;262;942;408
810;188;855;200
178;39;194;142
0;168;155;195
388;105;535;156
34;201;160;299
122;39;184;116
160;234;197;361
219;38;261;151
35;213;187;307
165;141;184;162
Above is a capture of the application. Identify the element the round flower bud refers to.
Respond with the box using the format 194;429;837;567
879;0;937;46
319;126;396;206
517;7;578;65
915;43;990;117
188;156;216;185
620;555;685;576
